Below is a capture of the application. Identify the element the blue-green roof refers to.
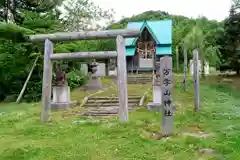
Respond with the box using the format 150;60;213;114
126;47;136;56
147;21;172;44
156;45;171;55
132;22;159;45
125;22;144;46
125;20;172;46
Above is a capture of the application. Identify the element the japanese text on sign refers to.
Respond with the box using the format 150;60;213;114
160;61;173;117
163;68;171;76
163;93;172;116
159;56;174;135
163;90;171;96
163;78;171;86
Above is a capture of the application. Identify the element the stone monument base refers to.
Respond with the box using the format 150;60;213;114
147;103;176;112
147;85;162;112
85;76;102;90
52;85;71;110
153;85;161;103
147;103;162;112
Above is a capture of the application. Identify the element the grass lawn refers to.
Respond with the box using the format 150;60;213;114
0;75;240;159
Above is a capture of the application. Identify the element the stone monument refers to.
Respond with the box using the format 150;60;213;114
189;59;209;75
85;62;102;90
52;68;71;110
109;58;117;76
147;62;162;111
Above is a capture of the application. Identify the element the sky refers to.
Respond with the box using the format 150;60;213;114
93;0;232;22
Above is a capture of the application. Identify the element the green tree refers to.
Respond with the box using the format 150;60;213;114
0;0;115;102
0;8;66;102
182;24;220;77
62;0;114;31
0;0;64;23
219;2;240;74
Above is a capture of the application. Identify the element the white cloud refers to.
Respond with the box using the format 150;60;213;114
93;0;231;22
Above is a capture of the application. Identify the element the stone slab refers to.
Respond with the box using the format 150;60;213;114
147;103;162;112
85;76;102;90
153;85;161;104
51;101;80;111
147;103;177;112
52;86;70;103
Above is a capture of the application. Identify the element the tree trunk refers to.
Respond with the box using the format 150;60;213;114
4;0;9;22
16;56;39;103
201;59;205;78
176;46;179;73
237;69;240;75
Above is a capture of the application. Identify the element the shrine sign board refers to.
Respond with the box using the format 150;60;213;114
160;56;174;136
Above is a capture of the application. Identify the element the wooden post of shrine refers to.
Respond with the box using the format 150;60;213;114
131;59;134;74
152;42;156;74
176;46;179;73
105;59;109;76
41;39;53;122
193;49;200;112
116;35;129;122
183;47;188;91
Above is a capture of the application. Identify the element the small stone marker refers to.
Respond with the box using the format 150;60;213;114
153;85;161;104
147;61;161;112
153;62;161;104
160;56;174;136
183;48;187;91
193;49;200;112
147;74;161;112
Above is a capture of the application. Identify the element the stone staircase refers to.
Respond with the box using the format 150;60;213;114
127;75;153;84
82;96;142;116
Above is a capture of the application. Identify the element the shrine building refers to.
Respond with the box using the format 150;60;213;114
125;20;172;73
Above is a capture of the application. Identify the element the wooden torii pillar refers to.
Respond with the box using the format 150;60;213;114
27;29;140;123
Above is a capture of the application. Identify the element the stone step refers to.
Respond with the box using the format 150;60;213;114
128;81;152;82
128;79;152;81
127;77;152;80
128;78;152;79
82;106;135;111
128;76;152;77
128;76;152;78
128;82;152;84
89;96;141;100
84;96;141;108
128;81;152;83
86;99;140;102
128;78;152;81
81;107;135;116
87;99;139;103
84;103;138;107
